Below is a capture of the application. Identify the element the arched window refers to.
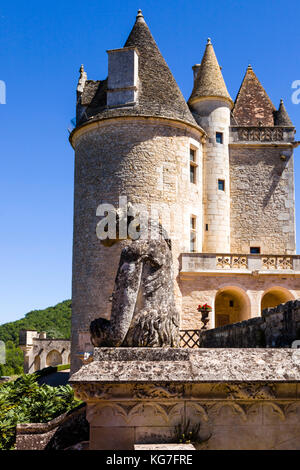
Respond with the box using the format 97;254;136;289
46;350;62;367
34;355;41;372
261;287;294;313
215;286;251;327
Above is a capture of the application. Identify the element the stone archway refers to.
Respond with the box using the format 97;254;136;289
34;355;41;372
46;350;62;367
215;286;251;327
261;287;294;313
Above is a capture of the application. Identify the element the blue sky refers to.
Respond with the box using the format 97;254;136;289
0;0;299;324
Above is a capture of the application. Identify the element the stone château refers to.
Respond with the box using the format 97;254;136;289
69;10;299;371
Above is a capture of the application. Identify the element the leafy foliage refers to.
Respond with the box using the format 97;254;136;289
0;373;81;450
0;341;23;376
174;419;212;445
0;300;71;376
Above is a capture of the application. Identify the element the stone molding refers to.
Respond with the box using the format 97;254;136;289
71;383;300;425
70;115;205;148
69;348;300;383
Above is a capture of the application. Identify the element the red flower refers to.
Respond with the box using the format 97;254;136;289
197;303;212;312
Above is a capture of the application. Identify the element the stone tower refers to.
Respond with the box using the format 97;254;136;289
188;39;233;253
69;11;205;371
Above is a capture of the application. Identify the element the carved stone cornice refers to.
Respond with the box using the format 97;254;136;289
235;127;285;142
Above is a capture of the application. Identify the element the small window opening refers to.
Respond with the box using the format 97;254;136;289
250;247;261;254
190;147;197;184
216;132;223;144
205;224;209;231
190;216;197;252
229;300;234;307
218;179;225;191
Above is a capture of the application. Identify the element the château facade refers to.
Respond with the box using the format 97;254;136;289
69;10;300;370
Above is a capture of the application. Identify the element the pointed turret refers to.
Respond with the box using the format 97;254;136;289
233;65;276;126
188;38;233;107
274;99;293;126
76;10;198;128
188;39;232;254
122;9;197;125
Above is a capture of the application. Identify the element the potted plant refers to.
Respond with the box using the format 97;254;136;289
197;304;212;330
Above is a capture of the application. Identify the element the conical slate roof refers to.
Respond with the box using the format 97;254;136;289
77;11;198;128
232;65;276;126
274;99;293;126
188;38;232;105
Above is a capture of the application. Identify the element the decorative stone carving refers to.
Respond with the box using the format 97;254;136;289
237;127;284;142
262;256;293;270
277;257;293;270
216;256;231;269
209;402;247;422
133;384;184;399
216;255;247;269
262;256;276;269
90;215;180;348
71;384;114;401
219;383;276;400
232;256;247;269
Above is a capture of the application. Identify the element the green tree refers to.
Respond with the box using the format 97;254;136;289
0;300;71;376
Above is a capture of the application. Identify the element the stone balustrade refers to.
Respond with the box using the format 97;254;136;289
229;126;295;143
181;253;300;274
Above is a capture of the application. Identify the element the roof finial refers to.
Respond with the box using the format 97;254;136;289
207;38;212;45
136;9;145;23
247;64;252;70
77;64;87;94
280;98;284;104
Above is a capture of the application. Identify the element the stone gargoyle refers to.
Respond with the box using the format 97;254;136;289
90;207;180;347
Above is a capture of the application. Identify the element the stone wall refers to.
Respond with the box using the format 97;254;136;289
15;404;89;450
229;144;296;254
198;299;300;348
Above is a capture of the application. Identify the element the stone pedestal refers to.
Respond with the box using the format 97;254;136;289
69;348;300;450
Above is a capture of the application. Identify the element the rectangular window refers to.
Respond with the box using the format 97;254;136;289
250;247;261;254
205;224;209;231
218;179;225;191
190;147;197;184
216;132;223;144
190;165;196;184
190;216;197;252
229;300;234;307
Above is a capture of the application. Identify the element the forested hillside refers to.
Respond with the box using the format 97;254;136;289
0;300;71;376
